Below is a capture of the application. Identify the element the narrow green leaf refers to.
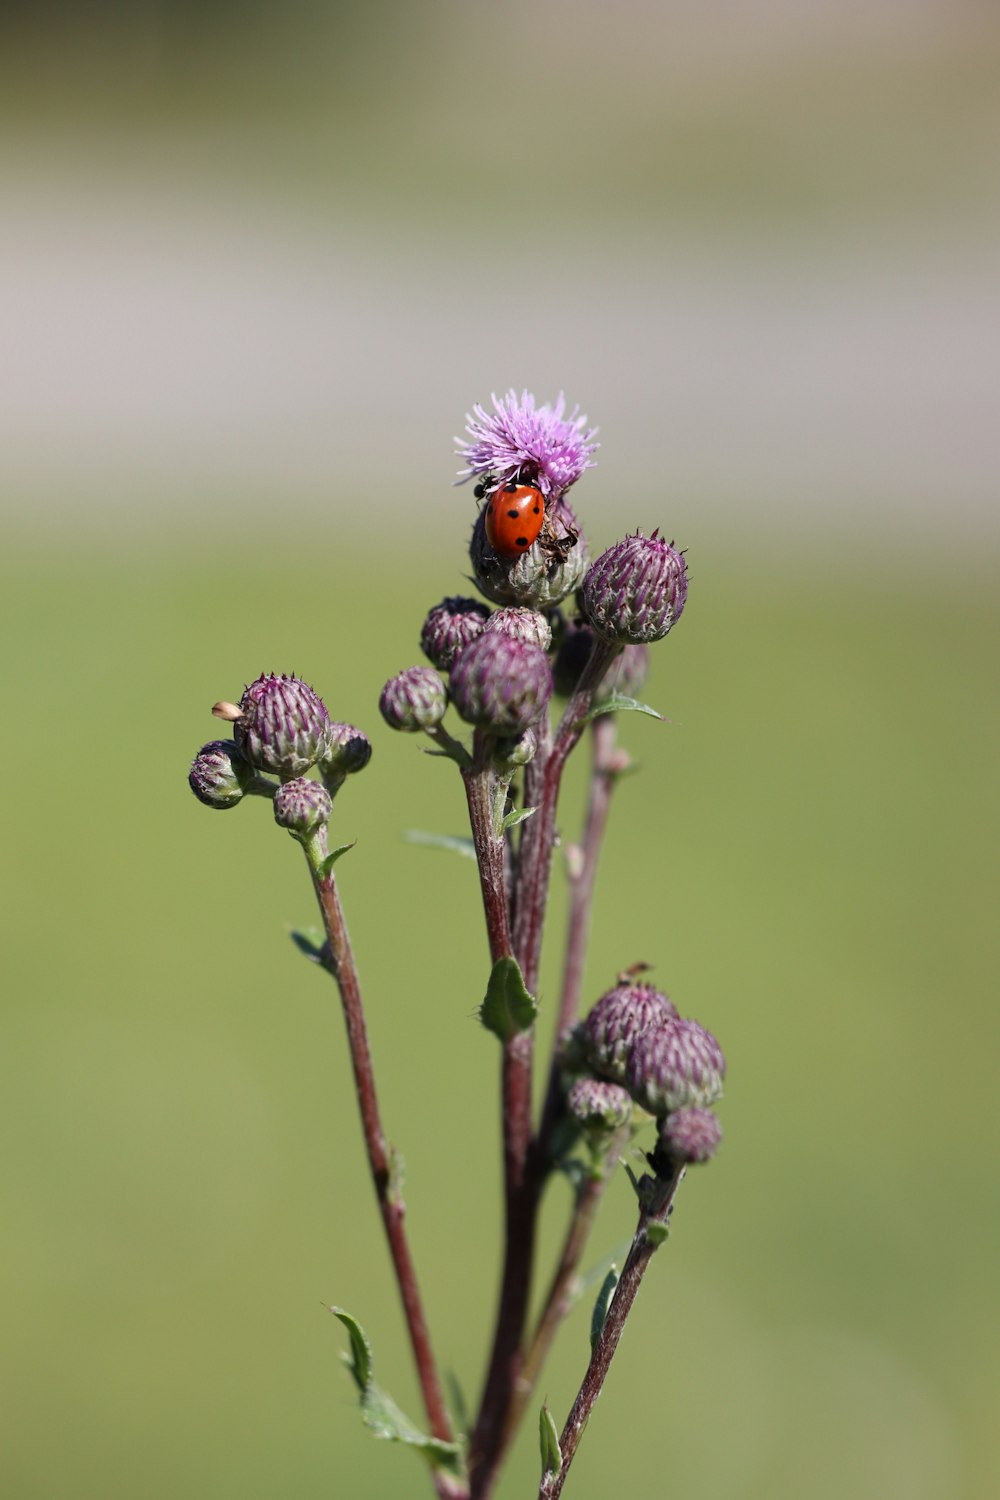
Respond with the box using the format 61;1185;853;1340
330;1305;373;1390
590;1266;619;1350
446;1371;471;1441
404;830;477;861
539;1402;562;1478
578;694;664;728
479;955;538;1041
500;805;536;833
291;927;327;964
318;842;356;879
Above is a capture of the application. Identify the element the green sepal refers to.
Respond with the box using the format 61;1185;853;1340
329;1307;465;1478
500;806;536;833
479;955;538;1041
589;1266;619;1351
318;842;356;879
291;926;327;964
578;694;664;727
404;830;477;862
539;1402;562;1479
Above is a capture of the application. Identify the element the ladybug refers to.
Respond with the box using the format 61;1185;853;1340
483;480;545;558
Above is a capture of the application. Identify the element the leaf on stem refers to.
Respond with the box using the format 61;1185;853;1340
404;830;478;861
290;926;328;964
539;1401;563;1479
577;694;665;728
329;1306;466;1478
318;842;356;879
500;805;536;833
478;955;538;1041
589;1266;619;1351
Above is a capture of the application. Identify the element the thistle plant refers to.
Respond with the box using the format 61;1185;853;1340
187;390;726;1500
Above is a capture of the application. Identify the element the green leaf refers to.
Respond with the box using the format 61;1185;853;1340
291;926;327;964
328;1306;466;1478
590;1266;619;1350
318;842;356;879
404;830;477;862
478;955;538;1041
577;694;664;727
500;805;536;833
539;1402;562;1479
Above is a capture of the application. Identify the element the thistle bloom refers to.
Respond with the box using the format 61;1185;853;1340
273;777;333;838
235;673;334;779
379;667;448;733
188;739;254;809
449;633;553;735
660;1106;723;1164
456;389;599;502
626;1017;726;1118
583;982;680;1083
582;530;688;644
420;596;491;671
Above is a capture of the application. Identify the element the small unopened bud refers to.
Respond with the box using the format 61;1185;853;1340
660;1106;722;1164
492;725;538;773
449;633;553;735
553;619;650;702
626;1017;726;1118
234;673;333;778
485;607;553;652
583;982;679;1083
567;1078;632;1137
470;499;587;610
320;722;372;777
421;596;491;671
379;666;448;732
581;530;688;644
273;777;332;838
189;740;254;810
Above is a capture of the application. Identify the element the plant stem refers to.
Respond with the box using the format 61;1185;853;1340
304;841;459;1483
538;1164;685;1500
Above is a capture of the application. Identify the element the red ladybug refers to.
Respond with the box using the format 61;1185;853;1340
483;481;545;557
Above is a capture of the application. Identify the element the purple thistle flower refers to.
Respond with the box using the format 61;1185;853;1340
582;982;680;1084
379;667;448;733
235;673;334;779
273;777;333;837
456;389;599;502
449;633;553;735
420;596;491;672
582;530;688;645
188;739;254;809
626;1017;726;1118
660;1106;723;1165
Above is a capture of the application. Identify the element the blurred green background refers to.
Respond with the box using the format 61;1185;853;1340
2;4;998;1498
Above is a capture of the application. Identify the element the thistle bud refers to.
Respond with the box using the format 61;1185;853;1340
553;619;650;701
449;633;553;735
188;739;254;810
420;596;491;671
660;1106;723;1165
566;1078;632;1137
626;1017;726;1118
470;499;588;610
273;777;332;838
582;982;679;1083
484;607;553;653
234;673;334;779
320;722;372;777
492;725;538;773
379;666;448;732
581;530;688;644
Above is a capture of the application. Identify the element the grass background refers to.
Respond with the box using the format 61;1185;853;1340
2;4;998;1498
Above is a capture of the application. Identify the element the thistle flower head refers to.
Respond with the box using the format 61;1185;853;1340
566;1077;633;1136
273;776;333;838
320;723;372;778
456;389;598;502
626;1017;726;1118
583;982;680;1083
553;619;650;702
470;497;588;610
581;530;688;644
188;739;254;809
379;667;448;733
660;1106;723;1165
420;596;491;672
449;633;553;735
234;673;334;779
484;607;553;652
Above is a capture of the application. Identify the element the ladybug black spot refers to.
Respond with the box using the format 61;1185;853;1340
505;507;519;520
516;536;529;548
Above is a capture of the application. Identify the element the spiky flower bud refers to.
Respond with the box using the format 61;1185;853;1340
567;1078;632;1136
470;499;588;610
234;673;334;779
379;666;448;732
420;596;491;671
581;530;688;644
449;633;553;735
273;777;332;838
320;722;372;777
626;1017;726;1118
553;619;650;701
660;1106;723;1165
188;739;254;810
583;983;679;1083
485;607;553;653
